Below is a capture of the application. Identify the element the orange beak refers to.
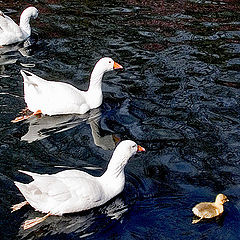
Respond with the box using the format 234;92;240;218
137;145;145;152
113;61;123;69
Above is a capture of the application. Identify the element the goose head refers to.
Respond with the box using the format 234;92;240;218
22;7;39;19
107;140;145;173
93;57;123;75
88;57;123;102
115;140;144;158
19;7;38;37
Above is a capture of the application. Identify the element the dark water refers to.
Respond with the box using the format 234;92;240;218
1;0;240;239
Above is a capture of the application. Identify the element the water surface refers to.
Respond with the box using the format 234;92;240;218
0;0;240;239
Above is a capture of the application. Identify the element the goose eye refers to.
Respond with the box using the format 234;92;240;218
109;60;112;64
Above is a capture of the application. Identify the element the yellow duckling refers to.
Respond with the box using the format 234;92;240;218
192;194;229;224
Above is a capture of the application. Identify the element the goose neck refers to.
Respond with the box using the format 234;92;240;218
97;142;135;198
88;70;104;91
85;71;103;109
99;162;126;198
103;153;129;179
19;12;31;36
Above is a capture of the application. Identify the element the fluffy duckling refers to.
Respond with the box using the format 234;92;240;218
192;193;228;224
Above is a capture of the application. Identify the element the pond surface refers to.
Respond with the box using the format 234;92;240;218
1;0;240;239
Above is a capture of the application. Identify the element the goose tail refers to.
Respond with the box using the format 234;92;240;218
18;170;41;178
14;181;30;199
21;70;39;86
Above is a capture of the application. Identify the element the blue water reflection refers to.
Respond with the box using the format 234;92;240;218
0;0;240;239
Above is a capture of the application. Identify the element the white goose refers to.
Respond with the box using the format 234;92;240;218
12;140;145;229
0;7;38;46
12;57;123;122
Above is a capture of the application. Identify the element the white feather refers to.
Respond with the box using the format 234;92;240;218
14;140;141;215
0;7;38;46
21;57;122;115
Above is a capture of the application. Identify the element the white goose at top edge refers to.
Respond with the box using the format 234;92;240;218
12;140;145;229
0;7;38;46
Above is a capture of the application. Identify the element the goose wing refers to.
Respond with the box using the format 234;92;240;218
0;11;24;45
15;170;105;214
21;70;87;114
0;12;21;34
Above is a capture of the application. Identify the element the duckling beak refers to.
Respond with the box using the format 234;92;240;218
137;145;145;152
113;61;123;70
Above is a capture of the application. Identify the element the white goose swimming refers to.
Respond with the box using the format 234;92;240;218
12;57;123;122
0;7;38;46
12;140;145;229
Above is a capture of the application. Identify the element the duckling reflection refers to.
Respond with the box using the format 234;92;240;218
21;108;120;150
18;197;127;238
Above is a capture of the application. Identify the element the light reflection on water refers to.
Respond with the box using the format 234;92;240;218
0;0;240;239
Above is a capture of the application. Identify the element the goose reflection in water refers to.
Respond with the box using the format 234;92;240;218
0;33;38;75
21;108;120;150
18;197;127;238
